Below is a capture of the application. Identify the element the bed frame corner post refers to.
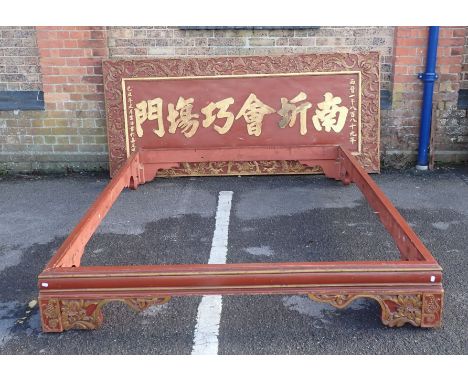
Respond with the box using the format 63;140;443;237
128;151;145;190
421;292;444;328
39;296;107;333
39;296;64;333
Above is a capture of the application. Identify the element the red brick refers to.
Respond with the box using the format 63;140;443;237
438;55;462;65
56;31;71;39
76;39;106;48
82;75;103;84
71;84;92;92
394;47;417;56
450;47;463;56
45;93;70;102
409;28;427;38
93;66;103;75
65;76;86;84
63;40;78;48
407;66;423;75
36;30;57;40
69;94;83;101
44;75;68;84
395;56;423;65
449;65;462;73
69;31;91;39
78;57;102;66
396;28;411;38
394;66;409;75
436;46;451;57
37;39;64;48
42;84;57;92
438;37;465;47
91;48;108;57
58;48;86;57
439;28;455;38
90;30;106;39
41;66;60;75
65;58;81;66
439;73;459;81
40;57;66;66
394;74;415;83
38;26;67;31
40;49;62;58
62;85;76;92
398;38;426;47
452;28;466;37
57;66;88;75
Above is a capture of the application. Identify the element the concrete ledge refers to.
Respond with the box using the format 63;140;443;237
382;150;468;169
0;153;109;174
432;150;468;164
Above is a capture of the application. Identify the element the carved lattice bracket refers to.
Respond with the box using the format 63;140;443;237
308;293;443;328
123;297;171;312
39;297;172;332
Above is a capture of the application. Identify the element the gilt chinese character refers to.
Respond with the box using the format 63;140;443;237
235;93;275;136
312;92;349;133
349;130;357;145
135;98;165;138
277;92;312;136
201;97;235;134
167;97;199;138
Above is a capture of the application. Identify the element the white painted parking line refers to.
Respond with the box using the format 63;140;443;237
191;191;233;355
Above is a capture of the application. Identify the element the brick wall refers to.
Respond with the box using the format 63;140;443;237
461;27;468;89
0;26;41;91
381;27;428;165
0;26;467;173
108;26;395;91
0;27;109;173
433;27;467;159
382;26;468;166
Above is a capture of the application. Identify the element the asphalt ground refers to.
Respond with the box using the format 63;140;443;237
0;166;467;354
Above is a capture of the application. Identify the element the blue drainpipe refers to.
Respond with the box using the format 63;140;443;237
416;26;439;170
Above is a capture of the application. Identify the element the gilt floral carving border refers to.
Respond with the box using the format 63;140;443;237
103;53;380;176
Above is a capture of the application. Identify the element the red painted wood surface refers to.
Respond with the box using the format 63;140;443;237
38;145;444;331
103;53;381;175
123;73;360;153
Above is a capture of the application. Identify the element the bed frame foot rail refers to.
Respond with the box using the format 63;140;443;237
39;296;171;333
309;291;443;328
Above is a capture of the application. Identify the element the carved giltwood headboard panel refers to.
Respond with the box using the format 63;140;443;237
103;52;380;177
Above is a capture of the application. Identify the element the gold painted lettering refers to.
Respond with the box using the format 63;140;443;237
147;98;165;137
201;97;235;134
235;93;275;136
277;92;312;135
312;92;349;133
134;100;147;138
167;97;199;138
134;98;165;138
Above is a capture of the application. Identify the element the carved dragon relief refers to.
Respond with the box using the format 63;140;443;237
40;297;172;332
157;160;323;177
308;293;443;328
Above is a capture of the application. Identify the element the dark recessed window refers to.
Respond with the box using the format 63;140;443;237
380;90;392;110
0;91;44;111
458;89;468;110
